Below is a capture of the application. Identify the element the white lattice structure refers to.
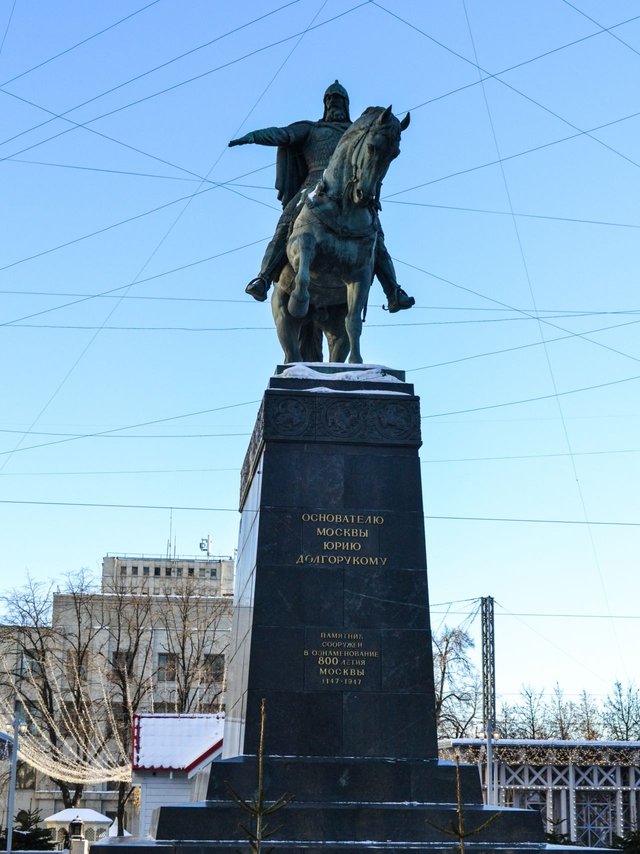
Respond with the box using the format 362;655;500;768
442;739;640;848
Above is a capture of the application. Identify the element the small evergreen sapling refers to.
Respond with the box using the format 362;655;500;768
226;698;294;853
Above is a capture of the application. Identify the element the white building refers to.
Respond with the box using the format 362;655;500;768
132;713;224;837
101;555;234;597
442;737;640;848
0;553;234;836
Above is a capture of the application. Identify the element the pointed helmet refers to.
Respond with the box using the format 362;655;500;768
322;79;351;121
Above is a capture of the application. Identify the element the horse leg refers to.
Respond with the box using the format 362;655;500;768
288;232;315;319
323;306;350;363
272;283;302;362
345;277;369;364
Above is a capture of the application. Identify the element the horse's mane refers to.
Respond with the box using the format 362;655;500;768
338;106;395;147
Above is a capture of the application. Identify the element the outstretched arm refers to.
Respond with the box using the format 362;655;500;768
229;122;310;148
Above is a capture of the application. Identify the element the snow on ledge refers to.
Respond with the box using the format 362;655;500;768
279;364;403;383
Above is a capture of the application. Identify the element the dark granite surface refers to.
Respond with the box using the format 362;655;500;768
92;370;592;854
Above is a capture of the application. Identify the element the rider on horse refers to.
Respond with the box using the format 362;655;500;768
229;81;415;314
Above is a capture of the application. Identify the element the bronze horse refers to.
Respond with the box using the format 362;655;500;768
272;106;410;363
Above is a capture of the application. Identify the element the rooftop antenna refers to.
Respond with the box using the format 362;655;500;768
200;535;214;557
166;508;173;559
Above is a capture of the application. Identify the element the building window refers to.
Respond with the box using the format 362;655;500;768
188;568;194;577
154;567;160;577
120;566;127;576
131;566;138;576
209;568;218;579
165;567;172;577
176;567;183;577
204;654;225;682
142;566;149;576
111;650;134;677
157;653;178;682
199;568;206;578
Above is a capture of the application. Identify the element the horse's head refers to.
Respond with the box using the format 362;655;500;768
350;106;410;208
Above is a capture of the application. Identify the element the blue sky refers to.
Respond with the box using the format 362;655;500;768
1;0;639;706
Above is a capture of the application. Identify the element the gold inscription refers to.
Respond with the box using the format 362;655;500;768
299;510;388;566
301;513;384;524
304;631;379;689
295;554;387;566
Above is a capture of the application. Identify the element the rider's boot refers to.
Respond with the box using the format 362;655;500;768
386;285;415;313
245;276;270;302
374;246;415;312
244;221;290;302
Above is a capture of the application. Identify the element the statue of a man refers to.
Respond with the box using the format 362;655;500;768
229;80;415;313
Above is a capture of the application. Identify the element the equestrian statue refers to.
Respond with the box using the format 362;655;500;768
229;81;411;363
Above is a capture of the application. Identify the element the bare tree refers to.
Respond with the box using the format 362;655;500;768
0;572;120;808
601;681;640;741
153;579;230;713
0;570;233;835
546;684;577;740
433;626;481;738
93;580;156;834
508;686;549;739
575;690;601;740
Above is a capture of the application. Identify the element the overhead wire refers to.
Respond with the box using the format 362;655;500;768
1;0;165;88
0;0;302;146
462;0;622;668
0;3;371;169
0;233;271;327
397;257;640;368
0;399;260;458
385;199;640;231
0;500;638;528
0;0;332;466
10;313;640;331
372;1;640;174
558;0;640;60
402;10;640;115
0;0;17;56
385;106;640;203
422;362;640;418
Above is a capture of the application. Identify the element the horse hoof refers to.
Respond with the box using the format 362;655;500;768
288;294;309;318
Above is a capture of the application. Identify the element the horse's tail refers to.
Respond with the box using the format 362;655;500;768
299;319;323;363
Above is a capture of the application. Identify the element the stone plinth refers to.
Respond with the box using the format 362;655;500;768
93;366;603;853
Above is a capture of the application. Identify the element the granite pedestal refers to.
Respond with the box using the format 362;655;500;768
95;366;589;852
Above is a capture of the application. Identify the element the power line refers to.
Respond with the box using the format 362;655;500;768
0;0;17;56
3;288;639;317
407;317;640;373
384;106;640;202
0;0;302;148
385;199;640;230
397;257;640;367
372;1;640;175
421;447;640;464
0;467;240;477
10;312;634;331
0;233;269;327
422;372;640;419
0;3;370;169
1;0;165;87
497;610;640;620
428;515;640;527
0;502;638;529
403;11;640;116
558;0;640;61
0;400;260;457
